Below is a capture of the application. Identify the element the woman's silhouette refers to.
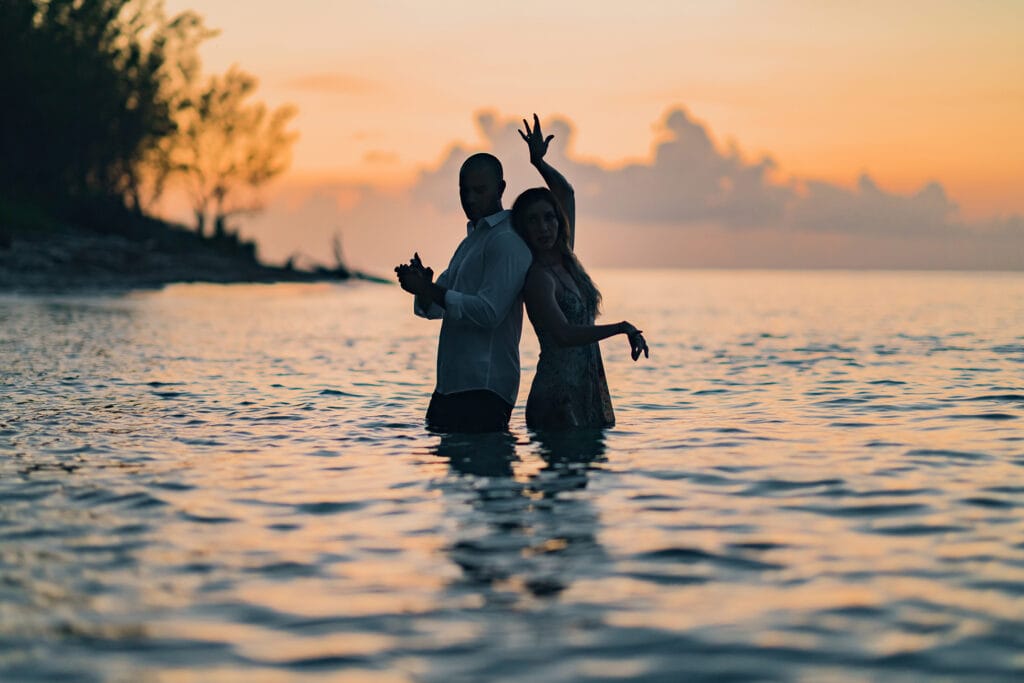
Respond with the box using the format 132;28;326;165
512;114;649;430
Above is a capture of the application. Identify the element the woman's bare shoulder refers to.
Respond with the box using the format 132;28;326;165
524;263;555;294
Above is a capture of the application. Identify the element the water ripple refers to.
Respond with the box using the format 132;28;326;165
2;273;1023;682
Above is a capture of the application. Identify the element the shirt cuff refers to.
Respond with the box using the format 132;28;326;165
444;289;464;320
414;297;442;319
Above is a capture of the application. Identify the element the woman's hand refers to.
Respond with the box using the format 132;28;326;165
518;113;554;165
629;331;649;361
619;322;650;361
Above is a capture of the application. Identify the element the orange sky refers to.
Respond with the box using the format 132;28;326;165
162;1;1023;221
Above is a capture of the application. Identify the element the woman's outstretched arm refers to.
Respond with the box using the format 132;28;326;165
519;113;577;249
524;268;648;360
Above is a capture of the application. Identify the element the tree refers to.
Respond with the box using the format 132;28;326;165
0;0;175;205
125;7;218;213
0;0;297;239
173;66;298;237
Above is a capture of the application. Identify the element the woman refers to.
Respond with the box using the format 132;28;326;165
513;114;649;430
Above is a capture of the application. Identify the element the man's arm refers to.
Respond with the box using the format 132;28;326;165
414;279;447;310
443;232;532;329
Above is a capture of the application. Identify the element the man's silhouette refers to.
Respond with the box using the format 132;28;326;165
395;153;532;432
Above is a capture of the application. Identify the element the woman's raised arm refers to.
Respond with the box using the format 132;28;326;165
519;113;577;249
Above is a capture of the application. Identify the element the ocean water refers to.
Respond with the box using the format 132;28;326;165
1;269;1022;682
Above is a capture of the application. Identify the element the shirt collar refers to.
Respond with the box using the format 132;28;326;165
467;209;511;235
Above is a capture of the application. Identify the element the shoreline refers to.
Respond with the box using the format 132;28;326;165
0;225;388;294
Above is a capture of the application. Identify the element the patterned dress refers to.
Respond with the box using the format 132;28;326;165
525;273;615;430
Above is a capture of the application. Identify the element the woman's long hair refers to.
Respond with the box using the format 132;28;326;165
511;187;602;316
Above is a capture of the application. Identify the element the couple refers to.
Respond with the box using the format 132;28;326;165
395;114;649;433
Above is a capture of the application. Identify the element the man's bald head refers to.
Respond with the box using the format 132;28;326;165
459;153;506;222
460;153;504;184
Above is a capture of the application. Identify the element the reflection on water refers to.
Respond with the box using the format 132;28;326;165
436;431;520;478
1;271;1023;682
435;430;606;603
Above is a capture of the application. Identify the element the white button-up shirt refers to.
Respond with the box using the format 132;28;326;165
415;209;533;405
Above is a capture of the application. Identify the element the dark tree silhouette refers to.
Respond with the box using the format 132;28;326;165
0;0;296;244
0;0;172;205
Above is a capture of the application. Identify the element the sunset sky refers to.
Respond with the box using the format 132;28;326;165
162;0;1023;270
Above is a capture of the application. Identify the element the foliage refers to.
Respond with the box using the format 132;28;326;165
0;0;297;238
173;66;298;236
0;0;171;203
126;7;218;212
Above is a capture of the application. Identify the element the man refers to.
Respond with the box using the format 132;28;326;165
395;153;532;433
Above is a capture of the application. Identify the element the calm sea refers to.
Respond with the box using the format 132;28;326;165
1;270;1022;682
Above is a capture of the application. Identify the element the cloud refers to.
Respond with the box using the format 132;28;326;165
237;108;1024;272
405;108;973;237
580;108;792;227
790;175;960;237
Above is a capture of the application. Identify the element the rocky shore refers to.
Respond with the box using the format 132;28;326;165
0;225;383;293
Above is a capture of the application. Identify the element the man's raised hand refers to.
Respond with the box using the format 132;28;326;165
410;252;433;282
395;264;428;296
